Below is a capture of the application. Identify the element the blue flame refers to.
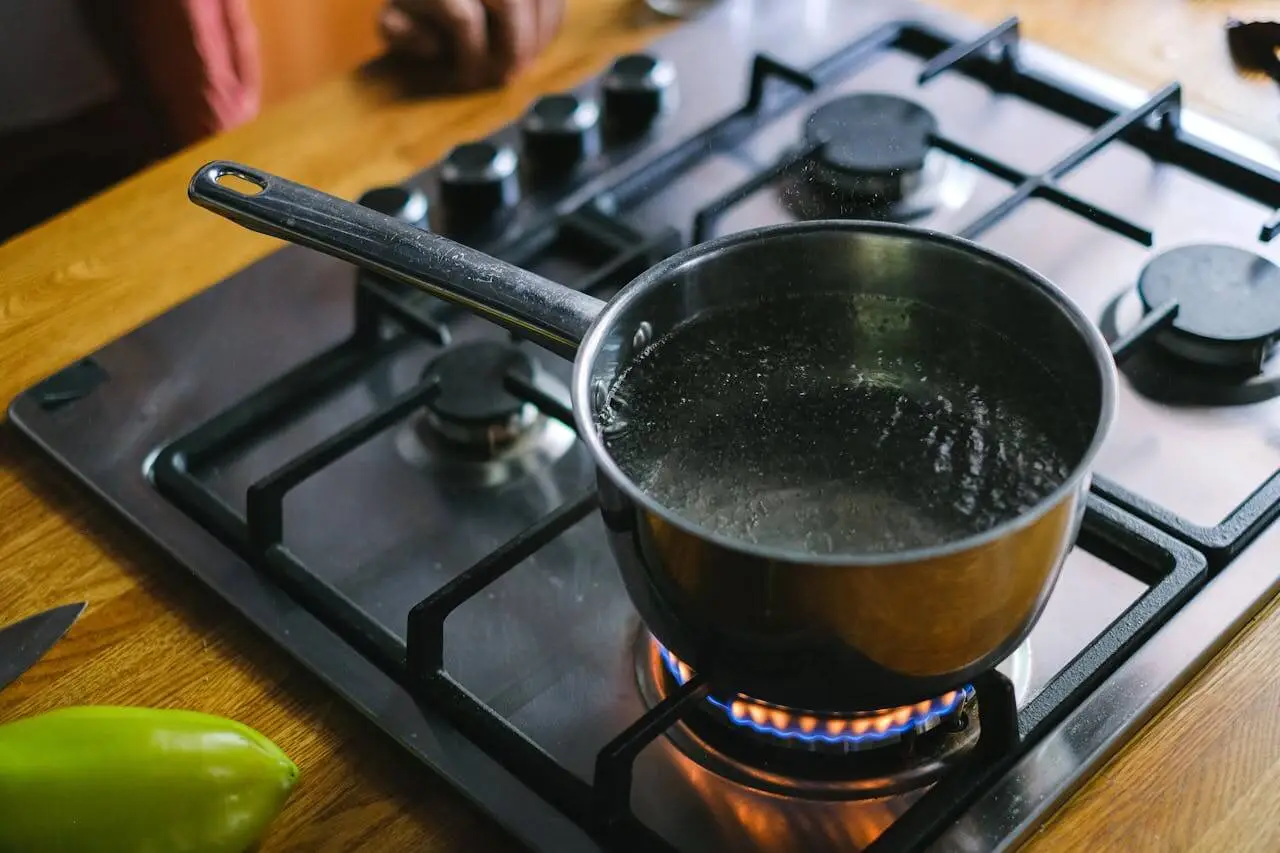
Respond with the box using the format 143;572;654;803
660;645;974;746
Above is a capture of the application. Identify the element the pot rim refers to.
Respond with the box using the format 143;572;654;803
570;219;1118;567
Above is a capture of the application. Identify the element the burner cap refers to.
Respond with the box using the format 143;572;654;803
421;341;539;450
1137;244;1280;371
804;93;937;180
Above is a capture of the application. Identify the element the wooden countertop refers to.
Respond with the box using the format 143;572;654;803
1;1;1278;850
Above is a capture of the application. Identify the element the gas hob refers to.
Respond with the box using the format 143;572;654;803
11;1;1280;851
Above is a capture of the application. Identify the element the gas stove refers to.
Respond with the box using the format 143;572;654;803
11;1;1280;850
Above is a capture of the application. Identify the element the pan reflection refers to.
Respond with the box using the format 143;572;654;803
667;751;921;852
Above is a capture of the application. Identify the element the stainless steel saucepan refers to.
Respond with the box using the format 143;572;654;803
189;161;1116;711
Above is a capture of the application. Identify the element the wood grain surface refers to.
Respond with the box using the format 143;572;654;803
1;1;1278;851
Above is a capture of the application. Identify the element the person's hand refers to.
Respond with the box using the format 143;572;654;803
379;0;565;88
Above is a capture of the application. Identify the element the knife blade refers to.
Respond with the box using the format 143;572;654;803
0;601;86;693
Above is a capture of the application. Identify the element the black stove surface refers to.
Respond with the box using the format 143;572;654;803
11;2;1280;851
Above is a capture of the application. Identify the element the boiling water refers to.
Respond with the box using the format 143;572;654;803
597;293;1089;556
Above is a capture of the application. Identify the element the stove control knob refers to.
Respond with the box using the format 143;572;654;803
358;186;430;228
439;140;520;229
601;53;677;137
521;93;601;175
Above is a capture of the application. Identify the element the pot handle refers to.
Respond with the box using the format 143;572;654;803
188;161;604;359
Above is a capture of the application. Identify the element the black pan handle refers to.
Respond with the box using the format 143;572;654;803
188;160;603;359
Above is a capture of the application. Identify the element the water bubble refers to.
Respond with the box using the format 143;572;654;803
597;293;1086;556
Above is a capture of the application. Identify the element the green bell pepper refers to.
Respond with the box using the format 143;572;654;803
0;706;299;853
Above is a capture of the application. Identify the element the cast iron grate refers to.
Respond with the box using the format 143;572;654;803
147;205;671;674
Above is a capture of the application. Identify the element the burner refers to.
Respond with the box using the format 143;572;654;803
1137;244;1280;372
633;635;1032;800
421;340;540;451
396;341;577;486
1100;287;1280;406
660;646;972;754
786;93;973;222
804;93;936;203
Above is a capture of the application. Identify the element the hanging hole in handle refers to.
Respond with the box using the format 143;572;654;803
214;170;266;196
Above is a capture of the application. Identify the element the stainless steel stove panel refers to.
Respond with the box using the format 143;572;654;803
144;251;1157;852
144;257;1148;853
9;1;1280;852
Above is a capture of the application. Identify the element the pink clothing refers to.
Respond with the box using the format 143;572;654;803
118;0;262;145
72;0;261;146
0;0;262;239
